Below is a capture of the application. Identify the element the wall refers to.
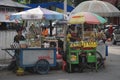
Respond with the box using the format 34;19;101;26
0;30;16;61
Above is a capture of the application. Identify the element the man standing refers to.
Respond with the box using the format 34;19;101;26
108;24;114;39
8;29;26;71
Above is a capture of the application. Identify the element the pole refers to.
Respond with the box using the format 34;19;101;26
64;0;67;51
64;0;67;20
82;24;84;40
49;20;52;36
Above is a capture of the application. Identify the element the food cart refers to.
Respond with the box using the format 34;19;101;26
2;47;56;75
64;12;108;73
2;6;66;75
2;25;64;75
65;40;106;72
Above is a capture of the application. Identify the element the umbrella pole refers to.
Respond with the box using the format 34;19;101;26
82;24;84;40
49;20;52;36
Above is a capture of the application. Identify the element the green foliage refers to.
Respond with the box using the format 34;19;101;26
30;0;62;3
117;1;120;10
74;0;87;7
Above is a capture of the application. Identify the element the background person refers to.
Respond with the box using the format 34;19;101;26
41;27;48;37
107;24;114;40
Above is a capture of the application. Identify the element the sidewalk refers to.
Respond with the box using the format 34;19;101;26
0;59;11;71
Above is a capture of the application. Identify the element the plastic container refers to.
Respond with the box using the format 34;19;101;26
87;55;97;63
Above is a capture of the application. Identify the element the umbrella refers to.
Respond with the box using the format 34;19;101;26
10;6;64;20
68;12;107;24
70;0;120;17
68;12;107;39
10;6;66;36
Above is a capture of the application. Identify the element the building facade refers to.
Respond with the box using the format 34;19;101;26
0;0;29;60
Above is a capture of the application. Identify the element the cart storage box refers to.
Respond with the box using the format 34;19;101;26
87;55;97;63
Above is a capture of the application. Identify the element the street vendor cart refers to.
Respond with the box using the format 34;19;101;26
65;41;106;72
7;6;66;75
2;47;56;75
64;12;108;73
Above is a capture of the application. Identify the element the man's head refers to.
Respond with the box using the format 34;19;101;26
32;23;35;26
16;30;22;35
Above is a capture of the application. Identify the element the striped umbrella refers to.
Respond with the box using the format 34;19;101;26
68;12;107;24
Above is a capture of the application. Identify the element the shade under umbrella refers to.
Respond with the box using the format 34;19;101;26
68;12;107;39
70;0;120;17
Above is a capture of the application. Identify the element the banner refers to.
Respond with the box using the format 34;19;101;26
0;12;19;23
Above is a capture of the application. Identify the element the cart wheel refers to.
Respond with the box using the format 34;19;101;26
35;59;50;75
96;51;104;69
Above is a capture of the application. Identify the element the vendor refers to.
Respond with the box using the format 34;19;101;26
67;25;81;42
29;23;40;35
7;28;26;71
14;29;26;43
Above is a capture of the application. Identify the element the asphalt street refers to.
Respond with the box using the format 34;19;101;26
0;44;120;80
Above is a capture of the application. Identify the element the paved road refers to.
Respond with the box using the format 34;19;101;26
0;45;120;80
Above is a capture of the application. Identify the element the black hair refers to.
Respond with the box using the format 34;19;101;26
16;27;23;32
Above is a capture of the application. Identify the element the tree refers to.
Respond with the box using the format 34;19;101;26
12;0;30;4
74;0;87;7
30;0;62;4
116;0;120;10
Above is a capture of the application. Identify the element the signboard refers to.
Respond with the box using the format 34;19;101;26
21;48;56;66
0;7;20;22
0;12;17;22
